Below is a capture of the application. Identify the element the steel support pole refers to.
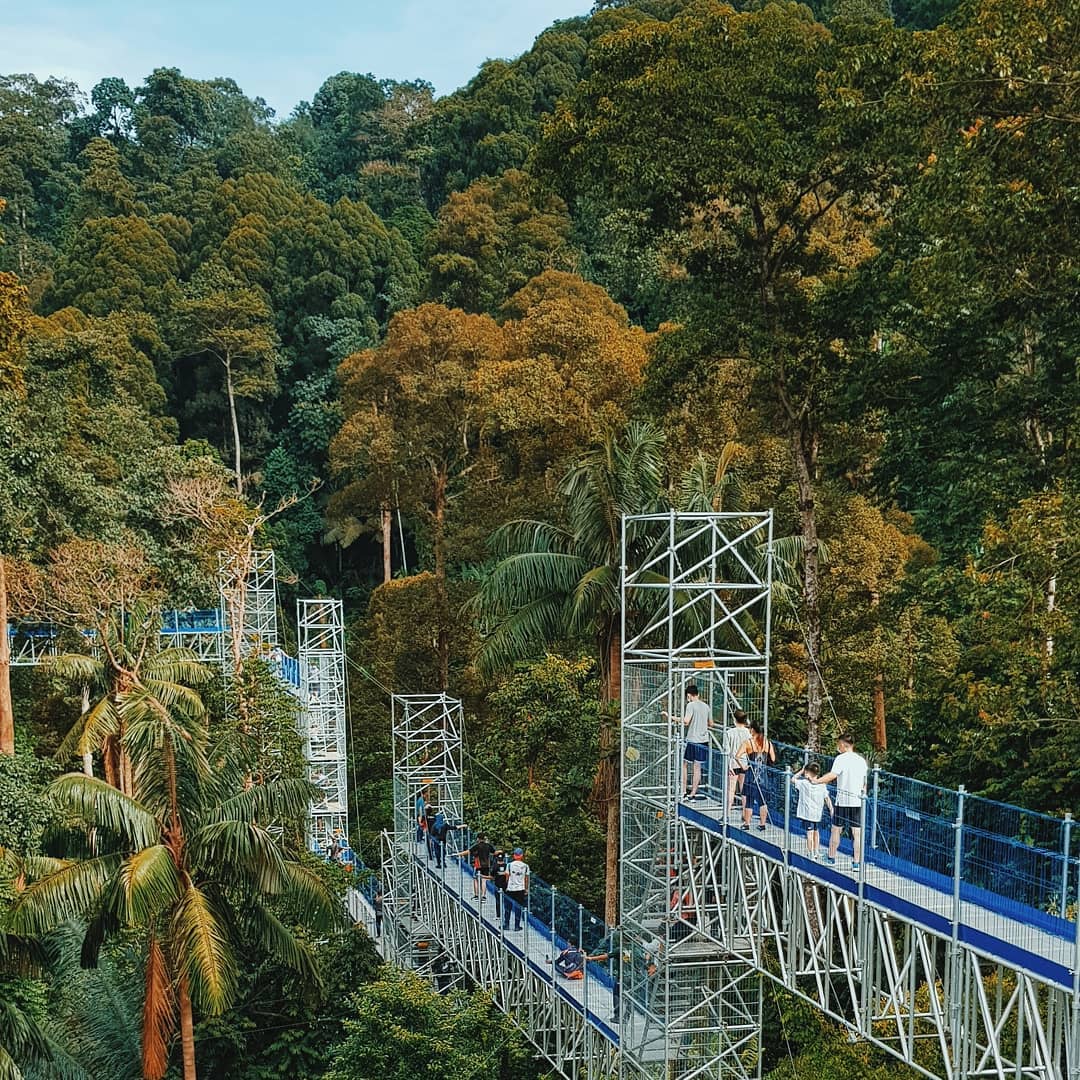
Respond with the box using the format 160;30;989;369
783;767;792;870
871;764;880;853
950;784;966;1076
1071;849;1080;1080
1062;812;1073;919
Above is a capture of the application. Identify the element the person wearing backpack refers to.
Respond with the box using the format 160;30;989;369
554;944;586;979
491;848;508;919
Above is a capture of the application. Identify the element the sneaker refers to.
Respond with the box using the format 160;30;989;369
851;862;861;871
823;855;836;865
741;823;750;831
757;824;766;832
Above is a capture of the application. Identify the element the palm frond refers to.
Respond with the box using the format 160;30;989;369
47;653;104;685
144;650;211;688
569;564;617;628
116;847;181;925
209;779;318;827
475;551;590;615
767;534;831;590
48;775;158;848
486;519;574;559
473;596;572;680
57;696;119;762
247;902;320;985
142;681;206;720
190;822;287;894
172;885;236;1015
7;854;124;936
279;862;346;933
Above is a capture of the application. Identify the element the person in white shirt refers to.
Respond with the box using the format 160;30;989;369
723;710;750;815
502;848;530;931
662;684;713;800
791;761;833;859
812;732;869;869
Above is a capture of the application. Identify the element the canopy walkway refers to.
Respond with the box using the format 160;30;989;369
373;512;1080;1080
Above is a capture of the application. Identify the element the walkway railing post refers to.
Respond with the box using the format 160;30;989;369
949;785;966;1061
871;765;880;854
721;751;729;844
782;766;792;869
578;902;587;1019
1062;812;1073;919
1071;852;1080;1080
551;885;557;989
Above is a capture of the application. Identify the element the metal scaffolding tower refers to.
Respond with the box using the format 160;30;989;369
218;548;279;657
298;599;349;851
386;693;465;965
620;510;773;1080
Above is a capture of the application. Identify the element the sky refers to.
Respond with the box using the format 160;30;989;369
0;0;591;117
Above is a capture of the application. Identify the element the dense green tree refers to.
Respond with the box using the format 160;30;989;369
0;74;80;280
331;303;507;680
47;214;179;317
426;169;576;315
861;0;1079;554
539;0;897;748
71;138;140;221
324;970;540;1080
174;261;281;492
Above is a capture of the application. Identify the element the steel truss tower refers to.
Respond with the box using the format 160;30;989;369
298;599;349;850
620;511;774;1080
218;548;279;657
386;693;465;965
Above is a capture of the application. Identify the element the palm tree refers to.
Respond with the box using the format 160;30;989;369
51;603;207;794
6;674;342;1080
469;421;667;923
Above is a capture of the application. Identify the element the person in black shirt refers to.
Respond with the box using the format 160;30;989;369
424;804;438;863
373;886;383;938
490;848;508;919
456;832;495;901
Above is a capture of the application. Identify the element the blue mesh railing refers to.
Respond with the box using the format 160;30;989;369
697;741;1078;953
160;608;225;634
270;652;301;688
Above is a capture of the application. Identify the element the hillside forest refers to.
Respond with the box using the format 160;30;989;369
0;0;1077;1076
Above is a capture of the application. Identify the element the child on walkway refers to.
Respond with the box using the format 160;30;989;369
792;761;833;859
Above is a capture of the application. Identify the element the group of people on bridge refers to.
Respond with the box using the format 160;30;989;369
415;790;532;932
668;684;870;867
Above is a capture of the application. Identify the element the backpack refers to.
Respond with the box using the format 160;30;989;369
554;946;585;980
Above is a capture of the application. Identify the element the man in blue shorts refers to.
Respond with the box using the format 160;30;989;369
663;684;713;800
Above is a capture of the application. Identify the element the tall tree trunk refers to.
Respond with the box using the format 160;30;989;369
381;504;393;584
869;590;887;752
224;356;242;495
791;418;824;751
872;672;886;753
81;684;94;776
432;466;449;691
178;973;197;1080
596;624;621;926
0;554;13;755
